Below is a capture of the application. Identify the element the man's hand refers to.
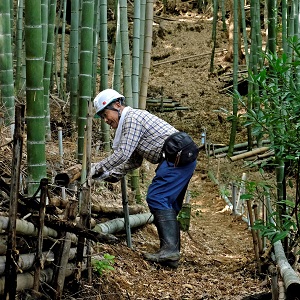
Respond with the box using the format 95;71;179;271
90;163;106;180
90;163;97;177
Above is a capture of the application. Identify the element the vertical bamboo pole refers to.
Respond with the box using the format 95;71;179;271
4;105;24;299
246;199;261;272
33;178;48;291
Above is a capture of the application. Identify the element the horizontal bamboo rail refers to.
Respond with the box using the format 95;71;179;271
93;213;154;234
230;147;270;162
274;241;300;298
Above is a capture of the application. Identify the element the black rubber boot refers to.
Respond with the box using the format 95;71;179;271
143;209;180;268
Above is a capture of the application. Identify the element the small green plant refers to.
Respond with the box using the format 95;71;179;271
189;190;200;198
92;253;115;276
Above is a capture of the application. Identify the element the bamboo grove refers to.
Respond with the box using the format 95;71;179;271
215;0;300;281
2;0;300;287
0;0;156;196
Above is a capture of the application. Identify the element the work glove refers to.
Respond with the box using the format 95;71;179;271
90;163;107;180
93;171;110;181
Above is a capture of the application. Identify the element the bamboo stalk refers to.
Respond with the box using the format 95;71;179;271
268;264;279;300
0;263;80;295
33;178;48;292
253;203;263;255
0;249;77;276
54;164;82;186
93;213;153;234
209;140;270;155
246;199;261;272
230;147;269;162
4;105;24;299
274;240;300;298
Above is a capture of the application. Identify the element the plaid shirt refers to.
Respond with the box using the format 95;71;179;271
94;107;177;177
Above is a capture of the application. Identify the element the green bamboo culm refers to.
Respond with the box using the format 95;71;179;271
0;0;15;136
293;1;300;90
25;0;47;196
281;0;288;55
267;0;277;56
15;0;26;96
254;0;263;69
69;0;80;126
113;0;122;92
131;0;142;203
285;1;295;85
59;0;67;100
139;0;146;88
92;0;100;96
227;0;239;157
43;0;57;142
139;0;154;109
100;0;111;153
77;0;94;161
209;0;218;73
41;0;49;58
240;0;249;66
132;0;141;109
119;0;133;107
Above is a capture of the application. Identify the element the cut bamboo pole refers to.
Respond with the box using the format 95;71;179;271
93;213;153;234
54;164;82;186
0;263;79;295
230;147;270;162
0;249;77;276
274;240;300;298
209;139;270;156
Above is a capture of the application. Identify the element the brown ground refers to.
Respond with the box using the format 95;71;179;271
67;6;271;300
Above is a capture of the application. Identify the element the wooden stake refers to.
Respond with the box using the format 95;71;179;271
4;105;24;300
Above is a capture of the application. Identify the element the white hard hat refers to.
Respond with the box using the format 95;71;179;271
93;89;125;115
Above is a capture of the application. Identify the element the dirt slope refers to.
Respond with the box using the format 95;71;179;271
68;10;272;300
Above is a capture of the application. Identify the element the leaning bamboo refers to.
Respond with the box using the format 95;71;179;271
93;213;153;234
274;240;300;298
230;147;269;162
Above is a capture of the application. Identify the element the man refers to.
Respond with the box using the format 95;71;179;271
91;88;198;268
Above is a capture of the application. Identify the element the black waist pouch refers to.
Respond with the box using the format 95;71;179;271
162;132;199;167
